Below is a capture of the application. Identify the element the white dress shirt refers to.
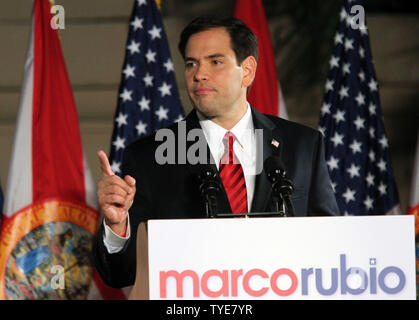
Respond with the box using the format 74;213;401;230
196;103;256;208
103;103;257;253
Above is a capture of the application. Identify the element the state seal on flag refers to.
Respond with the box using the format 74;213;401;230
0;200;99;300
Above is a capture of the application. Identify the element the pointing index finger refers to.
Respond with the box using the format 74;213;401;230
97;150;114;177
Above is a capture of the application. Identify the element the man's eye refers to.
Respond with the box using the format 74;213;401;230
212;60;221;65
185;61;197;68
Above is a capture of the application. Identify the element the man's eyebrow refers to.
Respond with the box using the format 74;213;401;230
184;54;225;61
207;54;225;59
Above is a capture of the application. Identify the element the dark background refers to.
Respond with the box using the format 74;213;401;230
0;0;417;211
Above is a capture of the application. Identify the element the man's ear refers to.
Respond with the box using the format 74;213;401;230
241;56;257;88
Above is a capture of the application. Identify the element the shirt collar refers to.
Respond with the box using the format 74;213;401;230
196;103;254;151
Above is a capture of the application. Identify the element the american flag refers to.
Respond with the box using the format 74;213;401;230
318;0;400;215
109;0;184;176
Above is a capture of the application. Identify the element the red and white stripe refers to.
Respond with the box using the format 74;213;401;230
4;0;96;217
1;0;125;300
234;0;288;119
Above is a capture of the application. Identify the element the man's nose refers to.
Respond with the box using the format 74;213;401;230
194;64;209;82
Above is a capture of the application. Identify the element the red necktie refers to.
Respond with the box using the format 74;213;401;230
219;132;248;214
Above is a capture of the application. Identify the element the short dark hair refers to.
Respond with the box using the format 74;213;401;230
178;16;258;65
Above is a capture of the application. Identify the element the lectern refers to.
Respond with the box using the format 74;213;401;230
129;215;416;300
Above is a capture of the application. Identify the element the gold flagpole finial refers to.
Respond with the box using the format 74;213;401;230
155;0;161;10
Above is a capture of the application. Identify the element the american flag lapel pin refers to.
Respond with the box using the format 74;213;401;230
271;139;279;148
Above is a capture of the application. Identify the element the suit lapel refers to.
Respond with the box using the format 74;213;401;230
183;110;232;214
182;108;283;215
250;108;283;213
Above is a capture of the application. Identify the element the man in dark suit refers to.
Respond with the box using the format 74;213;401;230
93;17;339;288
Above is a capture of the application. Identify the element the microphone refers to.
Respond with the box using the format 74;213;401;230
197;169;221;218
264;156;295;217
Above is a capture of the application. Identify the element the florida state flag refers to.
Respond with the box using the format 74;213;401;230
0;0;99;299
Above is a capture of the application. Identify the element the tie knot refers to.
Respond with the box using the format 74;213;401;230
222;131;236;164
223;131;236;146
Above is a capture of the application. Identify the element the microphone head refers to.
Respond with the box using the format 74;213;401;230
196;168;220;196
264;156;285;173
197;168;217;182
264;156;285;183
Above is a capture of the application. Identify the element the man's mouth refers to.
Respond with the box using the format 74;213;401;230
194;87;215;95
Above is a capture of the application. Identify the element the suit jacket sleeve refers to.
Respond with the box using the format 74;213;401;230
93;143;151;288
308;131;340;216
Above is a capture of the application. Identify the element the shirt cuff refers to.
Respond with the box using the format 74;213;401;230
102;214;131;254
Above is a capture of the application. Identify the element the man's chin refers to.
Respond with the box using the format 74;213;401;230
192;102;218;119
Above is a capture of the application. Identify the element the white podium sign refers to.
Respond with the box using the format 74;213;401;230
146;216;416;300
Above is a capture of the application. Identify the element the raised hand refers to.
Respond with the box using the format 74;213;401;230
97;150;136;236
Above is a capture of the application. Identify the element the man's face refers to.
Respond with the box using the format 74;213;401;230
184;27;251;123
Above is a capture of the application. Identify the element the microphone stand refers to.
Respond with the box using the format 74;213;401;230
197;170;283;219
198;170;220;218
275;177;295;217
267;168;295;217
197;162;295;218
